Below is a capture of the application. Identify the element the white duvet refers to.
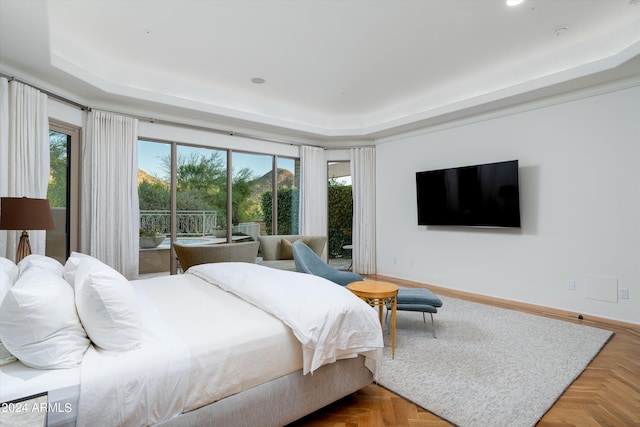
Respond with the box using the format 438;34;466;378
189;262;383;376
77;263;382;426
77;280;191;427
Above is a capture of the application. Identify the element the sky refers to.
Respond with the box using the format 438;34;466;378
138;140;295;180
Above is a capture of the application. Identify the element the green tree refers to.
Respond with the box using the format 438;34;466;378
48;131;68;207
327;178;353;258
155;151;227;214
232;167;259;224
167;152;227;207
261;187;299;235
138;180;170;210
152;151;259;228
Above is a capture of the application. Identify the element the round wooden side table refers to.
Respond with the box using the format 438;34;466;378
347;280;399;358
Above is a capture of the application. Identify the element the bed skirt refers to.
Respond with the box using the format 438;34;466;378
156;355;373;427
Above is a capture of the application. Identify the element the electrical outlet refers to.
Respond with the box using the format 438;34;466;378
410;259;415;267
619;288;629;299
567;281;576;291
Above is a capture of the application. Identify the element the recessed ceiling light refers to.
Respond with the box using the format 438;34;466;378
506;0;524;6
251;77;266;84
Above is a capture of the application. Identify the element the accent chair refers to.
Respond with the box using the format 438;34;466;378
291;241;363;287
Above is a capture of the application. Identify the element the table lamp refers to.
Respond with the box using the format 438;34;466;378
0;197;55;263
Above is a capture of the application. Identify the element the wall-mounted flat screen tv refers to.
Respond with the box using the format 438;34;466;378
416;160;521;228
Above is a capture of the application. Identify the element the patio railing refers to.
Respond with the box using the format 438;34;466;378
140;210;218;236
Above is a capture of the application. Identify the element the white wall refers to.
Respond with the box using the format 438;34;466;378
376;81;640;325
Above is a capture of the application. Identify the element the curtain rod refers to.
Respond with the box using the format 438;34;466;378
0;72;325;149
1;73;90;111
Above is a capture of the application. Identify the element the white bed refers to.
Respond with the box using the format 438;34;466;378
0;260;383;427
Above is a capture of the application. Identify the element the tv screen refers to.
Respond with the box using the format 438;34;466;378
416;160;521;228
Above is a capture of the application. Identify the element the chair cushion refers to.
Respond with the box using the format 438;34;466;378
174;241;260;270
280;238;297;260
395;303;438;313
258;235;327;261
397;288;443;307
257;260;297;271
321;269;363;287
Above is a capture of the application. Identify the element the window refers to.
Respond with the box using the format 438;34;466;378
276;157;300;235
248;155;300;236
176;144;228;240
138;138;298;276
231;151;271;241
46;122;80;263
138;140;172;275
138;141;230;275
327;161;352;268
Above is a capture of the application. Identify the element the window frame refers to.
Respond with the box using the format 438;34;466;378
49;120;81;259
138;137;300;275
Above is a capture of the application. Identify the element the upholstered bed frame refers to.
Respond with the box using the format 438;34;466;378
158;355;372;427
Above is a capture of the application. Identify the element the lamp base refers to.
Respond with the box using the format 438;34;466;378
16;230;31;264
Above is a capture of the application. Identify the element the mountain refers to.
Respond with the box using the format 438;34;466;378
138;169;165;186
137;167;292;198
251;168;295;200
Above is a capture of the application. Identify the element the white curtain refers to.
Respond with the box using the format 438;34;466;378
82;110;139;279
299;145;328;259
350;146;376;274
0;78;50;260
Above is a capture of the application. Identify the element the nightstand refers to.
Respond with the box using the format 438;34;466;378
0;392;47;427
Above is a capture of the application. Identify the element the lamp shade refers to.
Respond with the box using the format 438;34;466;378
0;197;55;231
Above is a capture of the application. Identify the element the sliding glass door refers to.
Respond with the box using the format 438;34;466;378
138;138;299;276
231;151;271;241
276;157;300;235
46;122;80;263
138;140;172;275
327;161;352;269
175;145;228;242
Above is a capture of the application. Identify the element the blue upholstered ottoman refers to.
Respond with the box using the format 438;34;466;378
397;288;442;308
391;287;443;338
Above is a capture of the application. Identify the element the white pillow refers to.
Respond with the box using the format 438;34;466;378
0;267;15;305
17;254;64;277
0;341;17;366
63;251;97;288
74;257;142;351
0;257;18;286
0;269;11;306
0;258;18;365
0;270;90;369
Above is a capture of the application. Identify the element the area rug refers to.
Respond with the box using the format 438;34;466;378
377;295;613;427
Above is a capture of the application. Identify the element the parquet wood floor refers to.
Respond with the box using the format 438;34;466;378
289;275;640;427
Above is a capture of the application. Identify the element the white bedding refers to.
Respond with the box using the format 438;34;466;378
189;262;383;377
0;362;79;403
3;263;382;427
78;272;305;426
77;277;191;426
137;273;302;412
